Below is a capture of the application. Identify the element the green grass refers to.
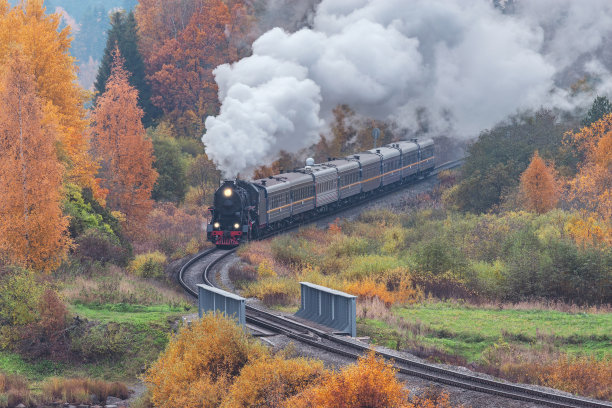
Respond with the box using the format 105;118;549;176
70;302;191;324
0;352;65;381
359;301;612;362
0;302;190;382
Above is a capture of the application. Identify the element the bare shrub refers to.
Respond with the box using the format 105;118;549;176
74;228;128;265
19;289;70;359
135;202;209;258
228;263;257;289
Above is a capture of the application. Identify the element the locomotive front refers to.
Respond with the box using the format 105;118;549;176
207;180;249;247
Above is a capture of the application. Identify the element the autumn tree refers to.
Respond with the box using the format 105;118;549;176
519;151;559;214
567;113;612;220
0;52;70;272
95;10;157;126
328;104;357;158
0;0;100;199
90;49;158;235
136;0;252;64
446;109;569;213
252;151;297;179
136;0;254;137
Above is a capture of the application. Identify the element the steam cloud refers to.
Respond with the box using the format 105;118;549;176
203;0;612;177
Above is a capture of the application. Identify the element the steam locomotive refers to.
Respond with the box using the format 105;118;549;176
207;139;435;247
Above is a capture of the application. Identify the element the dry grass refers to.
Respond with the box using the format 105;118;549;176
237;240;275;267
295;225;338;248
0;372;32;408
60;265;190;307
242;277;300;307
357;297;395;320
478;344;612;400
41;377;129;404
473;299;612;314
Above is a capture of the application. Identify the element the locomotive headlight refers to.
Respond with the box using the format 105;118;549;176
213;222;220;229
234;223;240;229
223;188;232;197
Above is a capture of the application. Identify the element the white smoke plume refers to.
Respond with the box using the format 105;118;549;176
203;0;612;177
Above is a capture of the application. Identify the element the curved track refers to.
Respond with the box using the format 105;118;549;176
179;249;611;408
177;163;612;408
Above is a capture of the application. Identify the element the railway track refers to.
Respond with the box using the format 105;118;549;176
179;249;611;408
177;164;612;408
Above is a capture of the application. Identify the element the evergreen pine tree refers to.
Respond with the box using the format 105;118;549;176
582;95;612;127
95;10;158;126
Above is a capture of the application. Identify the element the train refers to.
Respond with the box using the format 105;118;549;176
207;138;435;247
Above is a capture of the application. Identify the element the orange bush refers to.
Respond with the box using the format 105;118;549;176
344;278;396;306
344;275;423;307
222;355;325;407
328;218;342;234
237;240;275;267
538;356;612;400
144;313;265;408
285;352;407;408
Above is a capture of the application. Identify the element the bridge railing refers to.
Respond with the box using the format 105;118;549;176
295;282;356;337
197;284;246;326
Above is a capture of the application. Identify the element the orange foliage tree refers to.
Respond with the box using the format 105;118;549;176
0;0;100;198
566;113;612;220
0;52;70;272
519;151;559;214
90;49;157;235
136;0;253;136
